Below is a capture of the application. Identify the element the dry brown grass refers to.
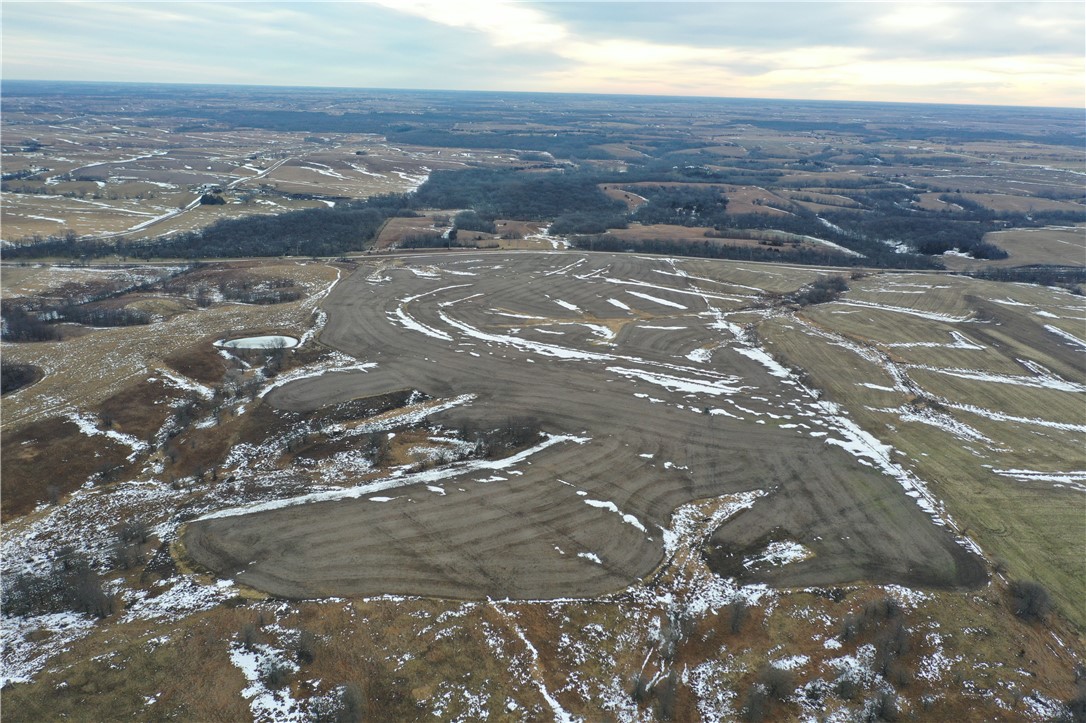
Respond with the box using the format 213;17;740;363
939;226;1086;270
0;417;131;519
163;339;228;385
374;214;444;249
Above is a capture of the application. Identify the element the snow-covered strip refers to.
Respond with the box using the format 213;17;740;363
1045;324;1086;351
818;400;946;524
870;404;993;444
992;468;1086;493
743;540;813;570
908;362;1086;393
733;347;792;379
577;552;603;564
544;258;587;276
884;331;984;350
389;284;473;341
298;310;327;347
655;266;764;294
1;611;97;686
832;299;974;323
257;354;378;399
583;499;648;533
230;642;304;722
625;290;688;310
197;432;589;521
66;411;149;461
439;309;615;362
553;299;581;312
607;366;748;397
309;267;342;305
946;401;1086;433
156;368;215;400
578;323;616;341
605;277;743;303
390;304;452;341
607;298;632;311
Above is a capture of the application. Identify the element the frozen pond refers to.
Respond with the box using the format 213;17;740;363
218;335;299;349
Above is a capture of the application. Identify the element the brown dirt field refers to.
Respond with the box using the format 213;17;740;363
184;252;985;601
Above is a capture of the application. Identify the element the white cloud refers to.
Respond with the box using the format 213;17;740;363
2;0;1082;106
374;0;568;47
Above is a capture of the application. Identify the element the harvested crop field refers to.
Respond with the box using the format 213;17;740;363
184;253;987;600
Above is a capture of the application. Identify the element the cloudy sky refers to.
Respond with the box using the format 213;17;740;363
3;1;1083;107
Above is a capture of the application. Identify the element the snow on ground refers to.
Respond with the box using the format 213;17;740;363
1044;324;1086;350
743;540;814;570
833;300;974;323
684;659;739;721
67;412;149;461
907;362;1086;393
122;577;238;623
256;353;378;399
660;491;773;616
491;604;583;723
583;499;648;533
685;347;713;363
198;431;588;522
154;368;215;400
625;290;688;310
1;612;98;686
991;468;1086;493
229;642;304;722
870;404;993;445
884;331;984;350
606;366;748;397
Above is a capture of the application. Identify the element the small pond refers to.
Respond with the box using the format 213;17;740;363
217;335;299;349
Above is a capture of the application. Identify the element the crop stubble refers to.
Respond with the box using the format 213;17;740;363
184;253;985;600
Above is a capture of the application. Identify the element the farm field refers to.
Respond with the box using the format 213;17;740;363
5;82;1084;277
2;252;1083;720
2;82;1085;721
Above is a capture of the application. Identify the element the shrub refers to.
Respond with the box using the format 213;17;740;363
308;683;364;723
2;548;114;619
865;691;900;722
1009;580;1053;622
296;629;317;664
729;600;748;634
261;660;292;690
240;622;260;651
759;665;795;702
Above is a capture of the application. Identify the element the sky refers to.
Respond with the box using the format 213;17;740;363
2;1;1083;107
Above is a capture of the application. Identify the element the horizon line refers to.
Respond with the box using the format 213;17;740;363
2;77;1080;113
